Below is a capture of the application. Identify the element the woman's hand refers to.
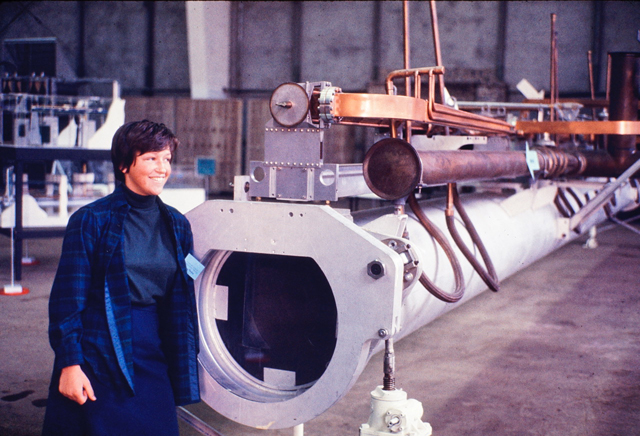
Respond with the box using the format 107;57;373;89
59;365;97;405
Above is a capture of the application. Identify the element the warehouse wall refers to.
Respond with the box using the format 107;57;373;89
231;1;640;98
0;1;190;96
2;1;639;98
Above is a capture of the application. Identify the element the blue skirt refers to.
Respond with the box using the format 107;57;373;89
42;306;179;436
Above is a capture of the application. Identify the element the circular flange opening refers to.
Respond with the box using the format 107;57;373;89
198;251;338;401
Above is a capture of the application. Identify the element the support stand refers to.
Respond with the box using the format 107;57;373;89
583;226;598;249
1;226;30;295
22;240;40;266
360;339;432;436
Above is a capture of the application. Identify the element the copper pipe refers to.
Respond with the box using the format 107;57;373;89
385;66;445;93
579;151;640;177
332;91;510;134
607;52;639;160
429;0;446;105
402;0;411;142
364;138;640;200
588;50;597;121
364;138;534;198
363;139;630;200
515;120;640;135
550;13;557;122
587;50;598;146
332;67;512;134
606;53;611;102
402;1;411;76
553;32;560;103
390;120;398;139
415;150;532;186
426;71;513;134
414;71;421;99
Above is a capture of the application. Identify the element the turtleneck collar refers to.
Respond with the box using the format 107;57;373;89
123;184;158;209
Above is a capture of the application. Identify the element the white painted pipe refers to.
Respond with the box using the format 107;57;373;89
186;181;637;429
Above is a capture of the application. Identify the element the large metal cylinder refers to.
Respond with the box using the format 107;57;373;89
608;52;640;159
185;182;637;429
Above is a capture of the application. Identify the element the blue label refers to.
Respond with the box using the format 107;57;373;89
197;158;216;176
525;142;540;178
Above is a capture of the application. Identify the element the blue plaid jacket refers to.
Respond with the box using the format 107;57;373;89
48;185;200;405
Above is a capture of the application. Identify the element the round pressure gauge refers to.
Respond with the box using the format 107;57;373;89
269;82;310;127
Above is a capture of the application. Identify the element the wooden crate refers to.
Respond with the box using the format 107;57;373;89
123;96;177;132
245;99;270;168
174;98;243;194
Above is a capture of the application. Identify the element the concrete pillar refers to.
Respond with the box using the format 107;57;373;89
186;1;231;99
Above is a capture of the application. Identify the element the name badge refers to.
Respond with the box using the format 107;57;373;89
185;253;205;280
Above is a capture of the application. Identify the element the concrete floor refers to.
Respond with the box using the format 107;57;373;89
1;218;639;436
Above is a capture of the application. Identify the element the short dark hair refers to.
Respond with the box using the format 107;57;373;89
111;120;179;183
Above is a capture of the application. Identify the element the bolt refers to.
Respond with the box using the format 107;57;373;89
378;329;388;338
367;260;385;279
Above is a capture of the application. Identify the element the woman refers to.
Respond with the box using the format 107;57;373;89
42;120;200;436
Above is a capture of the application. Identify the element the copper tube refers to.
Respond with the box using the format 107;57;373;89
516;120;640;135
362;139;623;200
364;139;532;198
364;138;640;200
402;0;411;142
426;72;513;134
385;66;445;93
402;1;410;74
332;68;513;134
607;52;640;159
588;50;597;121
414;150;532;186
429;0;446;105
549;14;558;123
333;93;430;127
384;67;442;140
606;53;611;102
390;120;398;139
578;151;640;177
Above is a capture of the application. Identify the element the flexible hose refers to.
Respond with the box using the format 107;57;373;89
445;183;500;292
408;192;466;303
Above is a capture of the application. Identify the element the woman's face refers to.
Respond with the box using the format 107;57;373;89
123;147;172;196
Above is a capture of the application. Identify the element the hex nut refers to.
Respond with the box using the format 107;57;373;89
367;260;385;279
